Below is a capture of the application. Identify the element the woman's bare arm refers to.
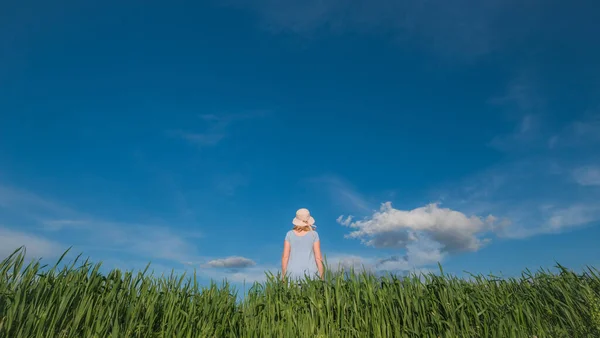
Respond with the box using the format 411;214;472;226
281;240;291;281
313;240;324;280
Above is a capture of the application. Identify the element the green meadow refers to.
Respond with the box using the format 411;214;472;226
1;248;599;337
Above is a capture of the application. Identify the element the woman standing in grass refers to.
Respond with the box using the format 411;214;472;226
281;208;324;282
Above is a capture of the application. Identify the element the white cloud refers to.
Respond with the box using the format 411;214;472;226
400;238;445;267
204;256;257;268
338;202;494;253
333;202;508;275
572;166;600;186
0;226;65;259
336;215;352;226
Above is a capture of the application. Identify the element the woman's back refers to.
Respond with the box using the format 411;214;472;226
285;230;320;280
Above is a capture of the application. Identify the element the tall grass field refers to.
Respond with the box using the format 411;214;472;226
1;248;599;337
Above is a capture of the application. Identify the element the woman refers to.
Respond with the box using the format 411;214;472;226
281;208;324;282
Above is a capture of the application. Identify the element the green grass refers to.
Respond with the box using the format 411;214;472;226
1;248;599;337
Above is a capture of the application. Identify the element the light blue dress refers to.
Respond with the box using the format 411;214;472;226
284;230;320;281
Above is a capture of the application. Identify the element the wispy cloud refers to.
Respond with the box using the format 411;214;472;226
435;111;600;239
0;226;65;260
213;173;249;196
487;74;547;152
171;111;269;148
488;74;545;114
0;185;78;220
42;219;202;263
224;0;569;59
131;153;199;224
0;183;278;285
452;74;600;238
548;113;600;149
0;183;275;284
488;114;542;152
572;166;600;187
546;204;600;231
199;111;269;129
0;184;202;265
308;175;372;213
171;131;225;147
450;162;600;238
41;219;88;231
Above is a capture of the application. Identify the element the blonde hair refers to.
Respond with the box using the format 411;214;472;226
293;224;313;232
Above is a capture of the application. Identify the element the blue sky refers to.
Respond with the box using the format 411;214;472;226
1;0;599;286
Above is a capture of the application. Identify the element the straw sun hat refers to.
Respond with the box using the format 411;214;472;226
292;208;316;229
